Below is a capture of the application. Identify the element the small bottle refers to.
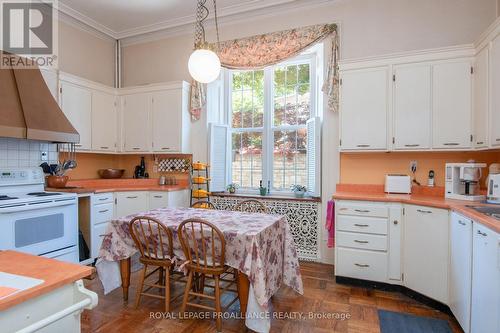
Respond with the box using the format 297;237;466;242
428;170;435;187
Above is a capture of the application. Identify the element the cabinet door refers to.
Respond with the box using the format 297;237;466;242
92;90;117;152
151;90;181;152
473;47;489;148
168;190;189;208
40;68;58;102
432;60;472;149
60;81;92;150
91;222;109;259
403;205;449;304
471;224;500;333
450;212;472;333
393;64;431;149
340;67;388;150
122;93;150;152
388;206;402;282
490;35;500;147
149;192;169;210
115;191;149;217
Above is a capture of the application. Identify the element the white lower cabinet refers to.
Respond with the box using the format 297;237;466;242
115;191;149;217
149;191;169;210
89;193;114;259
404;205;449;304
336;199;499;333
450;212;473;333
471;223;500;333
167;189;189;208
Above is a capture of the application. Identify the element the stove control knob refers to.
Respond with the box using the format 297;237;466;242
20;171;26;178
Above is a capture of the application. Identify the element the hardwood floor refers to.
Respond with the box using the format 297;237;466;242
82;262;462;332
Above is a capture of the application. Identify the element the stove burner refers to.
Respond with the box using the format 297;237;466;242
27;192;63;197
0;195;18;201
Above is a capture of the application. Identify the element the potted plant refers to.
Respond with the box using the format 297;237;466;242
290;184;307;198
226;183;239;194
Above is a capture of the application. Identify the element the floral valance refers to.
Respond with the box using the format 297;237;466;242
190;23;339;120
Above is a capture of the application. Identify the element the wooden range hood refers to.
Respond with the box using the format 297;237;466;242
0;52;79;143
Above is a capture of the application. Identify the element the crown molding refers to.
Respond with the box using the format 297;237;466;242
474;16;500;52
58;1;117;39
55;0;333;45
339;44;475;70
120;0;334;46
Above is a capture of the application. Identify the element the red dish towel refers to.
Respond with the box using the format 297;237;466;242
325;200;335;248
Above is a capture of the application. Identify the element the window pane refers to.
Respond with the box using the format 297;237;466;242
241;90;253;128
231;131;262;189
285;87;297;125
273;130;308;190
286;65;298;85
232;90;242;128
298;64;310;84
297;84;310;125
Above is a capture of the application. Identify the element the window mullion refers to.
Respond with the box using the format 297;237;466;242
263;66;273;190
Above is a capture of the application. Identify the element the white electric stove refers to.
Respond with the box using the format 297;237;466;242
0;167;79;263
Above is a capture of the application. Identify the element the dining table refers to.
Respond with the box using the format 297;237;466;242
95;206;304;333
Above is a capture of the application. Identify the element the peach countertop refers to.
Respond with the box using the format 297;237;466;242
333;184;500;233
46;178;189;194
0;251;94;311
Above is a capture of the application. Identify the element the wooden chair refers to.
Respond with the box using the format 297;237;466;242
233;199;268;213
129;216;177;312
178;218;239;332
191;200;217;209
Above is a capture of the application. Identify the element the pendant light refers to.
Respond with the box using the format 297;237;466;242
188;0;221;84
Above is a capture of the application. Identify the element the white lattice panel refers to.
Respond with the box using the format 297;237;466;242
158;158;191;172
212;196;320;261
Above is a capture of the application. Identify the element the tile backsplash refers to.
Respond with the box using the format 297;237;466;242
0;138;59;168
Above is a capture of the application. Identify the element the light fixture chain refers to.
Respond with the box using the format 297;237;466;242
194;0;209;48
213;0;220;51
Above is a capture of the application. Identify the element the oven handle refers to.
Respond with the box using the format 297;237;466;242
0;199;76;214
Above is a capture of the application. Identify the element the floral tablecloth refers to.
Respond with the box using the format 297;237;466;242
98;207;304;309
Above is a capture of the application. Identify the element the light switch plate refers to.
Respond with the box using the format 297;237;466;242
41;151;48;161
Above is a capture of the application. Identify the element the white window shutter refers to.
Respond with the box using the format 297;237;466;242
307;117;321;197
209;123;229;192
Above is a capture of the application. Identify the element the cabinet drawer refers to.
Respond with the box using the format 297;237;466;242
150;192;168;210
92;193;114;205
92;203;114;225
336;215;388;235
337;231;387;251
91;222;109;258
336;247;388;283
115;191;149;217
337;202;388;218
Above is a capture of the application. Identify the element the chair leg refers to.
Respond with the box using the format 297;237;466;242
214;275;222;332
200;274;205;294
181;271;193;314
164;267;170;313
159;267;164;291
134;264;147;309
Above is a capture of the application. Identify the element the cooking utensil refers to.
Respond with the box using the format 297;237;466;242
39;162;52;175
98;169;125;179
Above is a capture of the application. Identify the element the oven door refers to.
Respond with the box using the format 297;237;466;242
0;198;78;258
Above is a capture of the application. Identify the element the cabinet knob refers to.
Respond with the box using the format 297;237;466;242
443;142;459;146
354;263;370;268
393;220;398;225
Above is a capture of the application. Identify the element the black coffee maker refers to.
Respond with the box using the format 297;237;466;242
134;156;148;178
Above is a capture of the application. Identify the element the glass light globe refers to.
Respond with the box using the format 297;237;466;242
188;49;221;83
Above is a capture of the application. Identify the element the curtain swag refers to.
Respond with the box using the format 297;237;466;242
189;23;339;120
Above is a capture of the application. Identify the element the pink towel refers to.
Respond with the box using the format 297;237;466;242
325;200;335;248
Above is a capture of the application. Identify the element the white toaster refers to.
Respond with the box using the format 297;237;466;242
385;174;412;194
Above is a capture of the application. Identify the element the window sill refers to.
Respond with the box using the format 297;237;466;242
211;191;321;203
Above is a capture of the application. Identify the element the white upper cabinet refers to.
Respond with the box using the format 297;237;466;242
340;67;388;150
432;60;473;149
473;47;489;148
92;90;117;152
40;68;58;102
122;93;150;152
393;64;432;150
60;81;92;150
151;86;190;153
404;205;449;304
490;35;500;147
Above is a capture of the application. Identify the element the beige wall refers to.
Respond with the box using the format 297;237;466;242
122;0;496;86
58;21;116;86
120;0;497;264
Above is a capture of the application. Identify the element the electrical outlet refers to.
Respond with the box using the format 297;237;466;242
410;161;417;173
41;151;48;161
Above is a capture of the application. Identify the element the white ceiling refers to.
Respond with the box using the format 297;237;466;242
58;0;304;39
